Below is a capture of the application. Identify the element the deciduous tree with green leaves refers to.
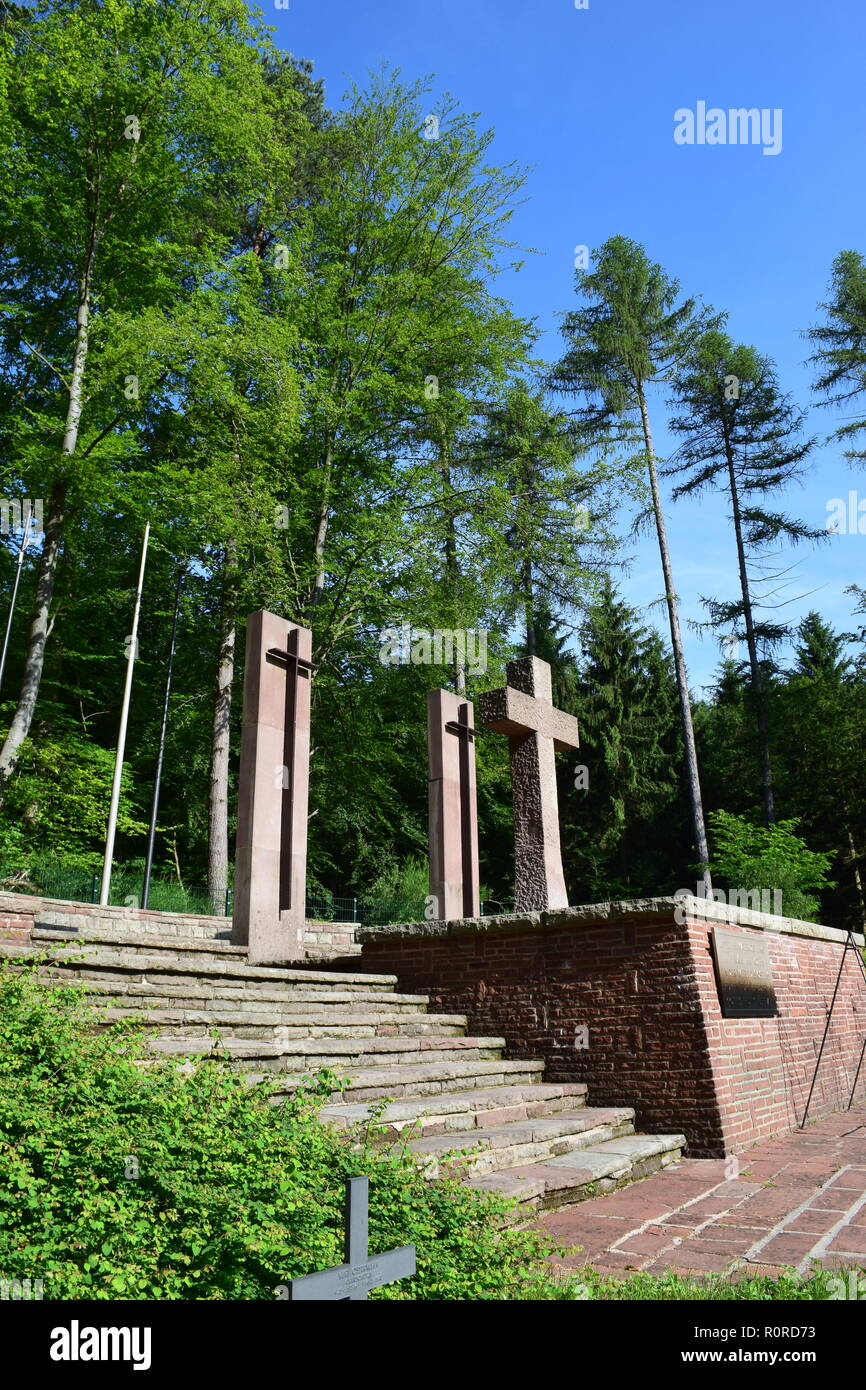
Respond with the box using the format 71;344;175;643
0;0;286;792
707;809;834;924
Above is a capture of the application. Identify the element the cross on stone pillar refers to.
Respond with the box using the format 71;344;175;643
286;1177;416;1300
232;610;313;963
427;690;480;921
478;656;579;913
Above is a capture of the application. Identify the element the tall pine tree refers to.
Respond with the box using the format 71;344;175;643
550;236;715;888
562;578;684;900
807;249;866;463
667;328;820;823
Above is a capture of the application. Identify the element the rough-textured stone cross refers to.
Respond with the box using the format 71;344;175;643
478;656;579;912
427;690;480;920
232;610;312;963
287;1177;416;1301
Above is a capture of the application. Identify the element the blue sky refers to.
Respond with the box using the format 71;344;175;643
263;0;866;693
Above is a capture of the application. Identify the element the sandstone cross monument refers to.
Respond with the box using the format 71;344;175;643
232;610;313;963
478;656;579;912
427;689;480;920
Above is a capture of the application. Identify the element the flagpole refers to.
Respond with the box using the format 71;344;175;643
141;565;184;910
100;523;150;906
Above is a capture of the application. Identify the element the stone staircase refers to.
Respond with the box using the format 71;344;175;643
1;922;686;1213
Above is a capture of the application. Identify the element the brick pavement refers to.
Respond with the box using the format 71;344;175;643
537;1103;866;1278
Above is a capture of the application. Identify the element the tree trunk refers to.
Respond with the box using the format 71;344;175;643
845;824;866;930
0;479;67;790
518;457;538;656
523;556;536;656
438;445;467;694
723;433;775;823
309;443;333;613
638;388;712;892
0;237;96;791
208;549;237;915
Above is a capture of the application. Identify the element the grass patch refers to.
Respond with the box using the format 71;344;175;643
566;1266;855;1300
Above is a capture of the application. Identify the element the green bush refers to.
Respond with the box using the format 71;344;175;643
0;962;579;1300
707;811;835;922
364;854;427;904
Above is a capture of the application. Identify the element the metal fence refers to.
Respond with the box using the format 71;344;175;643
0;864;225;916
0;866;507;925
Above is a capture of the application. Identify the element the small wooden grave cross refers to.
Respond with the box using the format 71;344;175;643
287;1178;416;1301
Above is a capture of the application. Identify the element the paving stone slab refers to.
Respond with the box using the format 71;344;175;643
537;1104;866;1276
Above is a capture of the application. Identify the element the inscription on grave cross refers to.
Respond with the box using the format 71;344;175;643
478;656;579;912
286;1178;416;1301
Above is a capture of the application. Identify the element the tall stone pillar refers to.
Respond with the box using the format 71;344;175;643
427;689;480;921
232;610;313;962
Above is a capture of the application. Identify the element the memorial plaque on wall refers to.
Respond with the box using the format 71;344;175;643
711;927;778;1018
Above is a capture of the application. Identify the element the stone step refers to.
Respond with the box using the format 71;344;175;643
1;941;395;992
93;1006;468;1040
8;932;687;1213
254;1057;548;1102
31;925;244;954
32;921;363;964
466;1133;687;1213
321;1082;589;1137
76;981;432;1012
302;944;362;960
406;1107;636;1176
145;1034;508;1072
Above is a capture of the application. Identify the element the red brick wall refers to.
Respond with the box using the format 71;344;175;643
687;915;865;1152
359;908;866;1156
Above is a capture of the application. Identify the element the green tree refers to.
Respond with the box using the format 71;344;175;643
127;252;306;910
550;236;715;887
563;579;684;900
694;660;763;830
473;380;617;656
793;610;852;681
806;249;866;463
770;614;865;929
285;75;529;625
0;0;284;791
667;329;821;824
707;810;834;924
